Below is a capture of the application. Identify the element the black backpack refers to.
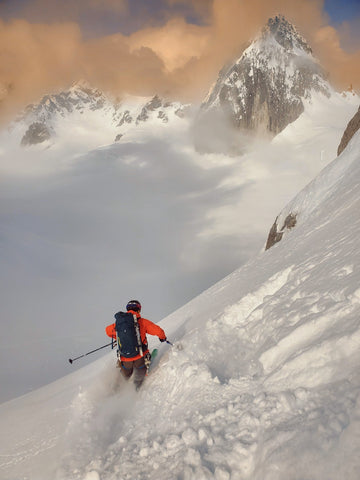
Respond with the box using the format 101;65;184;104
115;311;144;358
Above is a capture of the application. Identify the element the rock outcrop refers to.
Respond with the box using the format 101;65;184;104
337;106;360;156
21;122;51;146
265;213;297;250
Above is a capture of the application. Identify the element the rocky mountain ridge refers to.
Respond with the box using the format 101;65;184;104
17;81;187;146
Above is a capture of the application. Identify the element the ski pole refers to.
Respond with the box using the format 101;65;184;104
68;341;114;364
165;339;173;346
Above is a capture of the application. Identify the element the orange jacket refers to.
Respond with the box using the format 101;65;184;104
105;310;166;362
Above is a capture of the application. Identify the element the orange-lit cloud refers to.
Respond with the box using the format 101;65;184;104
128;17;210;72
18;0;129;19
0;0;359;124
312;23;360;91
0;19;83;119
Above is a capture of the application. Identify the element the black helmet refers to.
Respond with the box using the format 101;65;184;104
126;300;141;312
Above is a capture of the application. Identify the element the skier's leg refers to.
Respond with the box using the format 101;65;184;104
133;357;146;390
120;360;134;381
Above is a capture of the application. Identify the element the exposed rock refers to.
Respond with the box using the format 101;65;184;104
115;133;123;142
117;110;133;127
21;122;51;146
267;15;312;53
265;213;297;250
136;107;149;123
158;111;168;123
337;106;360;156
145;95;162;111
136;95;163;124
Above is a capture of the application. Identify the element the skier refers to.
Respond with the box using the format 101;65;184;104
105;300;167;390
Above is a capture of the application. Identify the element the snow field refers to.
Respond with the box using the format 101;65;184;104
53;133;360;480
1;89;360;479
2;126;360;478
61;274;360;478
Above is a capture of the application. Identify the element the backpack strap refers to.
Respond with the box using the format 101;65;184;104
133;314;144;357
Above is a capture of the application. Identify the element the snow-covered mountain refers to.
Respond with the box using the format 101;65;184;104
195;15;331;153
1;102;360;479
13;81;188;147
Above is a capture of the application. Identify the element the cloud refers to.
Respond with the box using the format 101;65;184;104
0;19;83;120
128;17;210;72
0;0;360;123
312;21;360;90
14;0;129;19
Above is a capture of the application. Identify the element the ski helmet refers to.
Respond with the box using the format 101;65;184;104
126;300;141;312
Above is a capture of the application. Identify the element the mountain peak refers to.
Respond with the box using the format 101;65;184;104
195;14;330;152
68;79;103;97
263;15;312;54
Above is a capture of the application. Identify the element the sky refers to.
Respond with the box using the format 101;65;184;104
0;0;359;123
325;0;360;25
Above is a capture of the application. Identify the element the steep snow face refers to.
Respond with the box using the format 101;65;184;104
198;15;331;149
1;122;360;479
266;98;360;249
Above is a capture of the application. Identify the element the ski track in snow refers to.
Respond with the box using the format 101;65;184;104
57;224;360;479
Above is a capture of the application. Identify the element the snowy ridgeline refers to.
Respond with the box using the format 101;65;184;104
1;133;360;478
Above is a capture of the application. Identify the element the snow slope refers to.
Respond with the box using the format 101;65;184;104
1;118;360;479
0;80;356;405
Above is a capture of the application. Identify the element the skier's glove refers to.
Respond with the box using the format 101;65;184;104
160;337;167;342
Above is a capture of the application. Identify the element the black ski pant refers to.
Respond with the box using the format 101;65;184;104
119;357;146;390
